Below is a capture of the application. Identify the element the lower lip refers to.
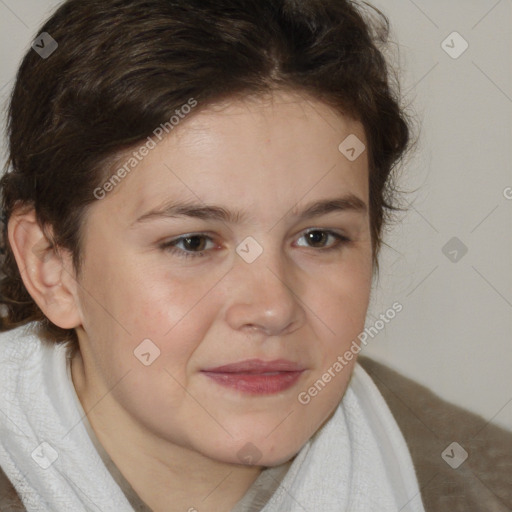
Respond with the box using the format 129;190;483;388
201;371;304;394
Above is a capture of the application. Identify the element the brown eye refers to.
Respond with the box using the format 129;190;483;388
182;236;207;251
305;230;329;247
295;229;350;250
160;234;216;258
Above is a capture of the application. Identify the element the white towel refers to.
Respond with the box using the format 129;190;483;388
0;324;425;511
255;363;426;512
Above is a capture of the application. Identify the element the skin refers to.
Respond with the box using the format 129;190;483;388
10;90;373;511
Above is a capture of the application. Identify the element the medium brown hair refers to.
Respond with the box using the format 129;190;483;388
0;0;410;346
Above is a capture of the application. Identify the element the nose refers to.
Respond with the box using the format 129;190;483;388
223;248;306;337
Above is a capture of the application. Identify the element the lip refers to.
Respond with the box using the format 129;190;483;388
202;358;304;373
201;359;305;394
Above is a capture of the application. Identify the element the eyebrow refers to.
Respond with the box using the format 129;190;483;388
133;194;367;226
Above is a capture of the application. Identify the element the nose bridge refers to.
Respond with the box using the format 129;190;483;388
223;238;304;336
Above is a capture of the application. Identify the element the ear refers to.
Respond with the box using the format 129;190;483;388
7;209;82;329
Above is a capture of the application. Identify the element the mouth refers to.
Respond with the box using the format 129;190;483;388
201;359;306;394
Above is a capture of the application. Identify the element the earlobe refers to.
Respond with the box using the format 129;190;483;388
7;209;82;329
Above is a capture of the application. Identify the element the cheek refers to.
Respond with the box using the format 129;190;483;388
295;262;371;424
308;252;372;320
302;253;372;363
80;249;217;332
128;269;223;349
80;260;226;378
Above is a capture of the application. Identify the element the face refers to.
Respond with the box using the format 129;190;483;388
73;90;373;467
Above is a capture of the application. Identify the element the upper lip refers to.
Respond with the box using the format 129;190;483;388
201;359;304;373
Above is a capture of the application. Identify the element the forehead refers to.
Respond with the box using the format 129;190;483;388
91;90;368;225
169;91;365;157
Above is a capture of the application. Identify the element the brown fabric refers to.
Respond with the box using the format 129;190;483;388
0;465;22;512
359;356;512;512
1;357;511;511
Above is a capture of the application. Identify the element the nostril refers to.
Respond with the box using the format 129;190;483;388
241;323;266;335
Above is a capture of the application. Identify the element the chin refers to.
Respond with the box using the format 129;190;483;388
213;434;307;468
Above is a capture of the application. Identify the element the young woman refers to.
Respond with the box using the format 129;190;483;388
0;1;510;511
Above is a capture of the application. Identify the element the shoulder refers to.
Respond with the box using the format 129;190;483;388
0;323;42;361
358;356;512;512
0;324;60;512
0;465;24;511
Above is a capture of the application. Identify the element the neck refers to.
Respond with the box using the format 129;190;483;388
70;351;263;512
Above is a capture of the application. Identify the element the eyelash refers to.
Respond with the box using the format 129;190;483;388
159;230;351;259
